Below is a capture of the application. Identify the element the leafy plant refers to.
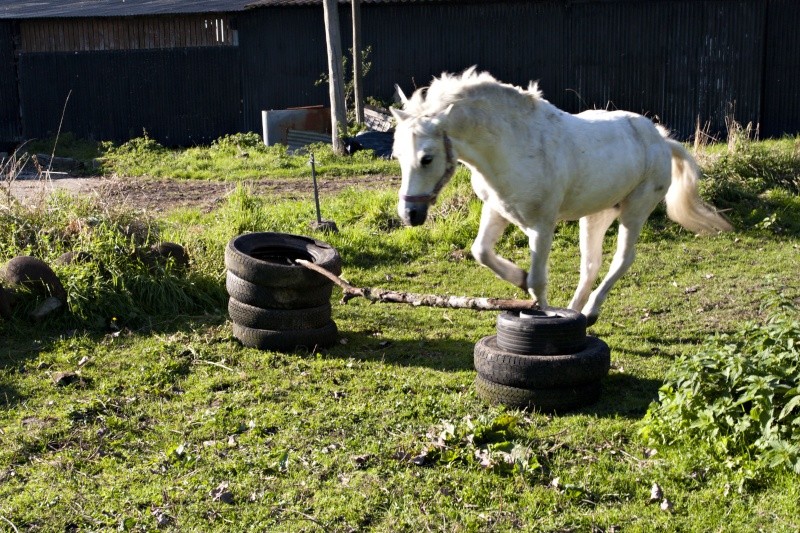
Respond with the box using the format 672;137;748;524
640;293;800;479
0;195;224;329
408;414;541;477
210;132;267;155
23;132;102;162
99;131;171;176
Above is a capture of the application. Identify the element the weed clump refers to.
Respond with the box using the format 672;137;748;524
640;294;800;481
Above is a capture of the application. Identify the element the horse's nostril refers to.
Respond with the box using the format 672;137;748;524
404;206;427;226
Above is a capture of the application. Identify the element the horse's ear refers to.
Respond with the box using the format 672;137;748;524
394;84;409;105
391;107;411;122
432;104;454;125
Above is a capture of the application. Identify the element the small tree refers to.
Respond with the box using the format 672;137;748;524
316;46;372;133
351;0;364;125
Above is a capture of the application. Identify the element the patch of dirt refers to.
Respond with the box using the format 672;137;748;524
2;173;401;213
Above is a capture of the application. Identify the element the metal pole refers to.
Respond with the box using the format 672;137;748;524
310;153;322;224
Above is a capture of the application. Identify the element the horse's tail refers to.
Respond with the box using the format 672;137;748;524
661;133;733;235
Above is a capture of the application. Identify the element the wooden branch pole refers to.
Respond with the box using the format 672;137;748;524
322;0;347;155
297;260;539;311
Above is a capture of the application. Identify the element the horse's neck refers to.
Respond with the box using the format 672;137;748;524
445;102;498;167
445;95;550;180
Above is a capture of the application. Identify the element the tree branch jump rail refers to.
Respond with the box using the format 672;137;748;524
296;259;540;311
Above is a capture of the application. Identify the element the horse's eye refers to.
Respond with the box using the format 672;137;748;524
420;155;433;167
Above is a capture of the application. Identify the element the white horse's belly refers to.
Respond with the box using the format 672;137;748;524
557;176;639;220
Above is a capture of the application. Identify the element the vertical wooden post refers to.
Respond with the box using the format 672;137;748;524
323;0;347;154
351;0;364;126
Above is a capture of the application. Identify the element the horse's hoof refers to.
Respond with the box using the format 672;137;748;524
584;314;599;327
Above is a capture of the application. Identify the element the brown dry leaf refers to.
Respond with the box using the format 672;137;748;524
210;481;234;504
151;507;172;528
649;482;663;503
352;454;371;468
51;371;82;387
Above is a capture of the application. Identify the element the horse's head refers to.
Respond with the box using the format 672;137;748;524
391;103;455;226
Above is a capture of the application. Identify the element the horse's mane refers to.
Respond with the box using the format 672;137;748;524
404;67;542;116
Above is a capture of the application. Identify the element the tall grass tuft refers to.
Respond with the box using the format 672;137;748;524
694;119;800;234
0;194;226;332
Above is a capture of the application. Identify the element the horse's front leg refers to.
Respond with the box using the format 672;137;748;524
524;225;555;308
471;204;528;291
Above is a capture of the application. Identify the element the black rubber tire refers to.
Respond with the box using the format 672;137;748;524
496;307;587;355
1;256;67;302
474;335;610;389
228;297;332;330
232;321;338;352
149;242;190;271
474;374;602;412
225;232;342;289
226;271;333;310
55;251;94;266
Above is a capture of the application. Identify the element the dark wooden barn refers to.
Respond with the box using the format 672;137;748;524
1;0;799;149
0;1;250;148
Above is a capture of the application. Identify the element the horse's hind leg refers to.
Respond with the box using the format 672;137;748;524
580;208;650;324
569;208;618;313
471;204;527;291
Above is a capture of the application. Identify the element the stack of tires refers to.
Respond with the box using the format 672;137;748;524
225;232;341;351
474;308;610;412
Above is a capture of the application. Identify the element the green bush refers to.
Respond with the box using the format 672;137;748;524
210;132;266;154
640;294;800;479
701;137;800;204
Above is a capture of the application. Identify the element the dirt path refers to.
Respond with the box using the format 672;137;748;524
2;173;401;213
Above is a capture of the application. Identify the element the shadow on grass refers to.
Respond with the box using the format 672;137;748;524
0;378;23;408
324;328;663;420
1;305;663;419
586;373;663;418
0;335;47;407
328;328;477;372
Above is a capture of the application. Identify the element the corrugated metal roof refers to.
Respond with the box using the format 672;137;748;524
0;1;253;20
0;0;627;19
247;0;491;6
246;0;684;5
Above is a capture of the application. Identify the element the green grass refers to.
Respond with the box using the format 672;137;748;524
0;139;799;531
18;132;398;180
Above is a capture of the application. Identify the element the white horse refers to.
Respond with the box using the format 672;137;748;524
391;68;732;325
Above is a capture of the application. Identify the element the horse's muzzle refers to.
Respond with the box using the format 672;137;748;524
399;202;429;226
